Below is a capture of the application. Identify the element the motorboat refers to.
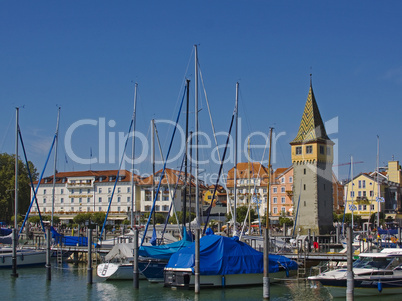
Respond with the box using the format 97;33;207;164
308;248;402;297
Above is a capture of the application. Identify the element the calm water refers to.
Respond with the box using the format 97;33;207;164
0;261;400;301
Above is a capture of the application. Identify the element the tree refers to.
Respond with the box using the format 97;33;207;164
92;212;106;227
226;206;258;225
73;213;92;225
0;153;38;223
168;211;196;224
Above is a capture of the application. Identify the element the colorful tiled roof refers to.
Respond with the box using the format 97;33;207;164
291;85;330;144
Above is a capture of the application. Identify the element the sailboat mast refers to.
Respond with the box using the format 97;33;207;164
194;44;200;227
12;107;19;277
183;79;190;231
131;83;138;228
14;108;19;230
51;107;61;227
377;136;380;229
266;127;273;230
151;119;156;228
233;82;239;236
351;156;354;230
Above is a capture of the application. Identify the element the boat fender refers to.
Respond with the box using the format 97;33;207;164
378;281;382;293
222;275;225;287
286;269;289;278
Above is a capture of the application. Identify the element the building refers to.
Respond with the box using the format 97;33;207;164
270;167;294;220
344;161;402;224
31;168;207;223
289;81;334;235
226;162;269;218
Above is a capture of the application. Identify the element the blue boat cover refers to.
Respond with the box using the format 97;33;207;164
139;227;193;260
50;226;88;246
166;231;298;275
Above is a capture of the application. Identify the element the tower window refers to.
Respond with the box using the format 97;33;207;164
303;184;306;190
306;145;312;154
304;168;306;175
296;146;302;155
320;146;325;154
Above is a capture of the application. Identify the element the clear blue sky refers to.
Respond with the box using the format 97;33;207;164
1;1;401;184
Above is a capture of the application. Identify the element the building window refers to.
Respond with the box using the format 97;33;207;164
281;177;285;184
273;207;278;214
363;191;366;197
71;198;74;203
127;197;130;203
296;146;302;155
118;187;121;193
99;197;102;203
43;189;47;194
306;145;312;154
370;191;374;197
363;205;367;211
43;198;46;204
289;177;293;183
145;206;151;211
163;196;169;201
281;187;285;193
79;189;82;194
71;207;74;212
127;187;130;193
99;188;102;193
117;206;121;212
263;188;267;193
60;198;64;204
320;145;324;154
281;207;286;212
371;205;375;210
87;189;90;193
358;191;361;197
71;189;74;194
358;205;362;211
60;189;64;194
162;205;169;211
99;207;102;212
87;207;90;212
281;197;285;204
304;168;306;175
350;191;354;197
358;181;361;189
362;180;366;188
87;198;90;203
108;188;111;193
117;197;121;203
273;187;277;193
273;197;277;204
304;184;306;190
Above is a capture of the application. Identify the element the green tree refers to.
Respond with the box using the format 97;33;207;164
168;211;196;224
73;213;92;225
0;153;38;223
92;212;106;227
226;206;258;225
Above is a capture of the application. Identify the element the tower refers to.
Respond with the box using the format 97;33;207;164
290;80;334;235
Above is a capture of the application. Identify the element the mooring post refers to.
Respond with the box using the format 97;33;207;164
346;226;354;300
195;228;200;294
87;229;93;284
11;228;18;278
133;228;139;288
46;227;51;281
263;228;270;299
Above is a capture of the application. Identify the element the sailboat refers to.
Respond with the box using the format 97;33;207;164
1;108;46;270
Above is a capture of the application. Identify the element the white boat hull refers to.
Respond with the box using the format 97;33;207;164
0;249;46;268
97;262;145;280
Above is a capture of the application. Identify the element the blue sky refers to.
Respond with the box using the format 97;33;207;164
1;1;401;184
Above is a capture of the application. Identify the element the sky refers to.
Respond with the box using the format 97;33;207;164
1;0;401;185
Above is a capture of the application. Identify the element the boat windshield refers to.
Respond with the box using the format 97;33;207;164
353;256;394;270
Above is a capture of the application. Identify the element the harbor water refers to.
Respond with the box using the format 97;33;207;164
1;261;400;301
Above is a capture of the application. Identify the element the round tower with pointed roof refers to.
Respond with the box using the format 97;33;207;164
290;80;334;235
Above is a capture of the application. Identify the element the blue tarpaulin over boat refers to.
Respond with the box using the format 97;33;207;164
139;227;193;260
51;227;88;246
166;231;298;275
